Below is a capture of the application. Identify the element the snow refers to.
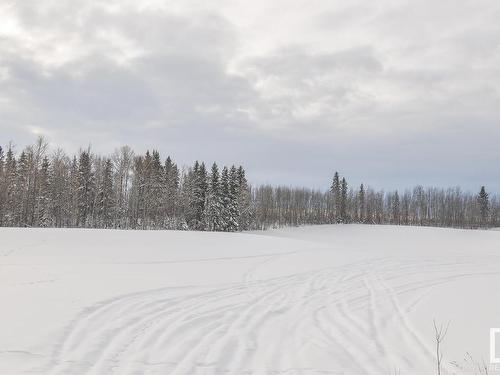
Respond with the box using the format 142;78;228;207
1;225;499;374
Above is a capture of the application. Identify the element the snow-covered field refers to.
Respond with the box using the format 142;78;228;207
1;225;499;375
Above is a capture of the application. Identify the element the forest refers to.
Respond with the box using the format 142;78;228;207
0;137;498;231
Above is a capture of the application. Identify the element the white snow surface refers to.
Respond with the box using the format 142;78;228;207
1;225;499;375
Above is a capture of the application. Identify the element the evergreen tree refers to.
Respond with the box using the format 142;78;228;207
185;161;208;230
130;155;145;228
150;150;164;227
50;151;70;227
330;172;341;222
196;162;208;229
37;157;51;227
340;177;348;223
69;156;79;227
206;163;223;231
141;151;153;228
236;166;252;230
164;156;180;227
4;147;17;226
28;137;48;226
77;150;95;227
97;159;115;228
478;186;489;227
392;190;400;224
16;151;30;226
365;188;373;224
184;161;198;228
226;166;240;232
164;156;180;229
358;183;365;223
220;166;231;231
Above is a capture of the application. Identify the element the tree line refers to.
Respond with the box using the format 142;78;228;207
0;138;250;231
0;138;498;231
253;173;498;229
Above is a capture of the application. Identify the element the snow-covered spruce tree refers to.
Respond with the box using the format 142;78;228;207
16;151;30;226
130;154;146;229
206;163;223;231
3;147;17;226
392;190;401;225
340;177;348;223
77;150;95;228
375;191;385;224
68;156;79;227
97;159;115;228
178;164;191;228
141;151;153;228
36;157;52;227
28;137;49;227
350;187;358;223
164;156;180;228
220;166;231;231
184;161;208;230
226;166;240;232
358;184;365;223
149;150;165;228
49;150;71;227
188;162;207;230
477;186;489;227
330;172;341;223
236;166;252;230
191;162;207;230
182;161;196;229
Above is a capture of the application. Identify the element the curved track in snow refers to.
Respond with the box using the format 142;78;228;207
46;258;497;374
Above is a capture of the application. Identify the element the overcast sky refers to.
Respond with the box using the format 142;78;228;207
1;0;499;192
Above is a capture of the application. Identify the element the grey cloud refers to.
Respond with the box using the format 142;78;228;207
1;0;500;192
245;46;382;78
0;3;257;149
237;46;383;131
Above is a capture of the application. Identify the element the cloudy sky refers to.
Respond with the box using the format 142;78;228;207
1;0;499;192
